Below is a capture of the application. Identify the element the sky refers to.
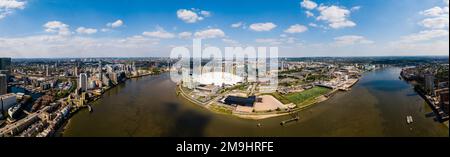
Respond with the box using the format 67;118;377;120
0;0;449;58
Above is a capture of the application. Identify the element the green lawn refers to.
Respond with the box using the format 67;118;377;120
284;87;331;105
209;104;233;114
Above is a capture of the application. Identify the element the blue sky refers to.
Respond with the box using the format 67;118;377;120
0;0;448;58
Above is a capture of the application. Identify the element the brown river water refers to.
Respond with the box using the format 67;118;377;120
62;67;449;137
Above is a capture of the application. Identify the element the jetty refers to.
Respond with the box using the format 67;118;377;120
280;112;300;126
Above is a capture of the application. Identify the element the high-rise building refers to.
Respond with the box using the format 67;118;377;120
1;93;17;114
79;73;88;92
0;58;11;72
45;65;49;77
0;58;11;79
74;67;79;77
0;74;7;95
425;74;435;95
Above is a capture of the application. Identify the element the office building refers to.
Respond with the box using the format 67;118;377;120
79;73;88;92
1;93;17;114
0;58;11;74
425;74;435;95
0;74;7;95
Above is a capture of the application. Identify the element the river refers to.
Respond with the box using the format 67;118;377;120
62;67;449;137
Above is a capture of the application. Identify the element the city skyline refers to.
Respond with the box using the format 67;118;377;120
0;0;449;58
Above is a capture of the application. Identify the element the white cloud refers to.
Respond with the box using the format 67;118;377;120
43;21;71;36
317;5;356;29
76;27;97;35
142;27;175;39
194;28;225;39
0;0;26;19
398;29;449;43
231;22;244;28
177;9;200;23
421;6;448;16
177;8;210;23
107;19;123;28
178;31;192;39
300;0;317;10
0;35;161;58
0;0;25;8
351;6;361;11
249;22;277;31
420;16;449;29
389;39;449;55
305;11;314;17
334;35;373;45
284;24;308;33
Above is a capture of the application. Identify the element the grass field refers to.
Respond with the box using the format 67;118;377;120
209;104;233;115
284;86;331;105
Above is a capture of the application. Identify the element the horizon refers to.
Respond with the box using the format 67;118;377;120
6;55;450;60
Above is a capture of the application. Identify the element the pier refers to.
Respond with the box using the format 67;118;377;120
280;111;300;126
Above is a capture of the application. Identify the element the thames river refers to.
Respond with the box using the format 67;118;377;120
63;67;449;137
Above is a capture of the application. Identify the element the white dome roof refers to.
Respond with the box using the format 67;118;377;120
193;72;243;85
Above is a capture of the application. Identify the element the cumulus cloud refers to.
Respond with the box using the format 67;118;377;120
142;27;175;39
107;19;123;28
317;5;356;29
334;35;373;45
194;28;225;39
178;31;192;39
420;16;449;29
300;0;317;10
43;21;71;36
0;0;26;19
177;8;210;23
249;22;277;31
284;24;308;33
421;6;448;16
76;27;97;35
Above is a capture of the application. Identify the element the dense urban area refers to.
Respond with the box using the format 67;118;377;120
0;57;170;137
0;56;448;137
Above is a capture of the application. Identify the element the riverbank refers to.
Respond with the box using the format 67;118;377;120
176;80;350;120
62;68;448;137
